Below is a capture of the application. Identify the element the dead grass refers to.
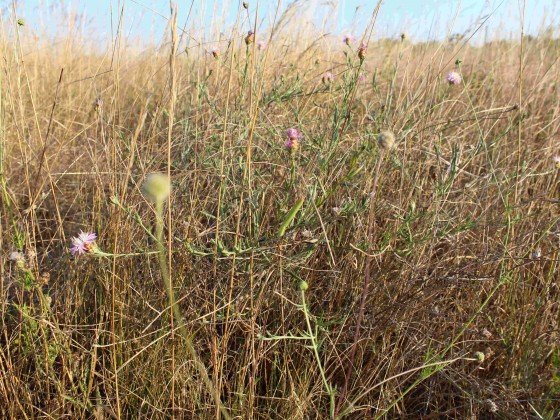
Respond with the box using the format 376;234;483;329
1;2;559;419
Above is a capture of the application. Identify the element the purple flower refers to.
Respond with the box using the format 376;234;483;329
343;33;355;45
358;73;366;83
286;128;303;140
446;71;462;85
70;231;97;255
285;128;303;151
209;47;220;58
257;40;267;50
322;72;335;83
357;42;367;60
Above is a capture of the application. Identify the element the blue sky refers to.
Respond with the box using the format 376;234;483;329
12;0;559;45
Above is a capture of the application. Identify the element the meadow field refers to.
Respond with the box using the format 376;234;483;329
1;1;559;418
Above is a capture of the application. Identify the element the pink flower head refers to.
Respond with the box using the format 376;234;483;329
286;128;303;140
343;33;355;45
357;42;367;60
358;73;366;83
322;72;335;83
70;231;97;255
446;71;462;85
209;47;220;58
286;128;303;151
257;40;267;50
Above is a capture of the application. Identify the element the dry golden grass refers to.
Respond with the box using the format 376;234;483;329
1;2;559;419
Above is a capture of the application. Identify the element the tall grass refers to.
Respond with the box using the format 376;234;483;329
1;1;559;418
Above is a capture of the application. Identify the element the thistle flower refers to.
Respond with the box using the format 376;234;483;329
142;173;171;203
343;33;355;45
257;40;267;50
286;128;303;151
94;97;103;112
553;155;560;169
245;30;254;45
377;130;396;151
322;72;335;84
446;71;462;85
357;42;367;60
209;47;220;58
286;128;303;141
70;231;97;255
9;251;25;263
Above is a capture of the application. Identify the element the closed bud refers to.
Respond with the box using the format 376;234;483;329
299;281;309;291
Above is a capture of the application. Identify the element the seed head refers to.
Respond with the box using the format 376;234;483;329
377;130;396;151
474;351;485;363
142;173;171;203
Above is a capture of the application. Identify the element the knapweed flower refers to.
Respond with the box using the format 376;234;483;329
377;130;396;151
257;40;267;50
553;155;560;169
142;173;171;203
446;71;462;85
245;30;254;45
322;72;335;84
358;73;366;83
286;128;303;151
9;251;25;263
209;47;220;58
357;42;367;60
343;33;355;45
70;231;97;255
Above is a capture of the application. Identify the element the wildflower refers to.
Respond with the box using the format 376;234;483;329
286;128;303;141
94;97;103;112
322;72;335;84
9;251;25;263
377;130;396;151
70;231;97;255
553;155;560;169
357;42;367;60
209;47;220;58
142;173;171;203
446;71;462;85
257;40;267;50
285;128;303;151
343;33;355;46
358;73;366;83
245;30;254;45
